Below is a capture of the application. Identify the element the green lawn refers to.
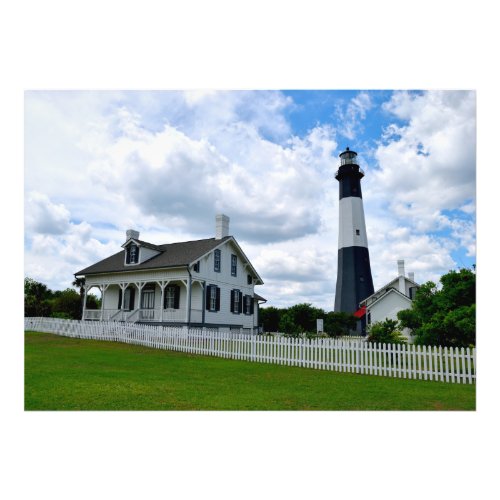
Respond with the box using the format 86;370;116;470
24;331;476;411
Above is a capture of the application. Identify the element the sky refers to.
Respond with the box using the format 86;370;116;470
24;89;476;310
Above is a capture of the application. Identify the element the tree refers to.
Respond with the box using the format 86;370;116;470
24;277;52;316
323;311;357;337
397;267;476;347
278;303;323;334
367;319;407;345
72;276;86;318
259;306;283;332
49;288;84;320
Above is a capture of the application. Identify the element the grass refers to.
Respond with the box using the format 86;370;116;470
24;331;476;411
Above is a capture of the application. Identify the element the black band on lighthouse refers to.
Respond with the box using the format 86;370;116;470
338;174;363;200
334;246;374;314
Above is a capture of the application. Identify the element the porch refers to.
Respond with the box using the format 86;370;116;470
82;278;204;324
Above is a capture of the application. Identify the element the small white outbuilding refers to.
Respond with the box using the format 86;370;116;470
359;260;419;342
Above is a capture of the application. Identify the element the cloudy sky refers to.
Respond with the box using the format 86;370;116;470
24;89;476;310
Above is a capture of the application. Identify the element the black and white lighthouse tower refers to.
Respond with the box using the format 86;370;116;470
334;147;374;332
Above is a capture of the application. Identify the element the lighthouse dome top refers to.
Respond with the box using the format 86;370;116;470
339;147;359;165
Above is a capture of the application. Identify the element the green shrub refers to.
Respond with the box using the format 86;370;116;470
367;319;407;345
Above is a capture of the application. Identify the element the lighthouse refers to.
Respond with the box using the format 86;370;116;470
334;147;374;333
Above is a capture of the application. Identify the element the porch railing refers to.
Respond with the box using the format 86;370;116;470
83;309;101;320
84;308;204;323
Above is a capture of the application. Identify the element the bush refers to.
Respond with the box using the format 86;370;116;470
50;311;72;319
367;319;407;345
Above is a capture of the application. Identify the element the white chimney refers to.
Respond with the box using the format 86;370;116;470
408;272;415;282
397;259;406;295
215;214;230;239
126;229;140;241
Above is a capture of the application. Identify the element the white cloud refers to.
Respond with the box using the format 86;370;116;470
25;191;71;235
336;91;373;140
366;90;476;274
375;90;476;223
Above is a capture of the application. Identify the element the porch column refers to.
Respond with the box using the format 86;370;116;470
135;282;146;318
157;281;169;323
180;280;189;323
100;284;109;320
81;285;89;320
119;283;128;321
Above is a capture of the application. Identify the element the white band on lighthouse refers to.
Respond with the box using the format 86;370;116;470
338;197;369;249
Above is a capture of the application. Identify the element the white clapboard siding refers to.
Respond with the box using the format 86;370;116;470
24;317;476;384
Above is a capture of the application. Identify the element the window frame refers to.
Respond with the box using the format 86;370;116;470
231;254;237;277
164;286;176;309
141;288;155;309
214;249;221;273
244;294;253;315
125;243;140;265
210;286;217;311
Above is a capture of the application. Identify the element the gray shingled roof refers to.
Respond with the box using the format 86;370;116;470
75;236;231;276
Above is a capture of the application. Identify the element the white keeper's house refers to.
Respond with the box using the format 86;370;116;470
75;214;266;333
358;260;419;341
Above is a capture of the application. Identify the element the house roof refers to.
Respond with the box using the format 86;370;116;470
75;236;232;276
359;275;419;306
363;287;413;310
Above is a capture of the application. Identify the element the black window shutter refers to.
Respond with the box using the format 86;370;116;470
238;291;243;314
130;288;135;310
215;287;221;311
205;285;212;311
125;248;130;264
250;297;254;314
174;285;180;309
230;289;235;313
118;289;122;309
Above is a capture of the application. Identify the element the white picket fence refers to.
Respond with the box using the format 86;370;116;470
25;317;476;384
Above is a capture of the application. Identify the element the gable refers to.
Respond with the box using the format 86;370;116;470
192;237;264;285
368;288;413;311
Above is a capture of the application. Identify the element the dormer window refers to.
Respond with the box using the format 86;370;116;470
126;243;139;264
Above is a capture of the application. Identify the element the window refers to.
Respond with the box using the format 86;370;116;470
355;229;360;235
193;261;200;273
141;289;155;309
126;244;139;264
247;274;252;285
206;285;220;312
231;254;237;277
230;289;242;314
165;287;175;308
164;285;180;309
214;249;221;272
244;295;253;315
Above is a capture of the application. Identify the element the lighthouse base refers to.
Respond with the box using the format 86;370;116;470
334;245;374;333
